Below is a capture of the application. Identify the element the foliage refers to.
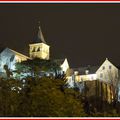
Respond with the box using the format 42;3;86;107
0;78;22;116
0;77;86;117
82;95;120;117
0;76;120;116
15;58;61;78
4;65;13;78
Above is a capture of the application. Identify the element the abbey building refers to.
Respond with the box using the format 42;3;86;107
0;24;69;77
1;22;120;103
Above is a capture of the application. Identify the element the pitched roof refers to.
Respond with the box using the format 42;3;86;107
9;49;31;59
0;46;30;60
54;59;65;66
73;65;99;75
96;58;119;73
32;25;46;44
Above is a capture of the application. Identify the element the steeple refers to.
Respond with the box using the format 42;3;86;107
29;22;50;60
32;21;46;44
37;22;46;44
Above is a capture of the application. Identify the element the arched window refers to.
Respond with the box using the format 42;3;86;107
37;47;40;51
32;48;35;52
109;65;112;69
102;66;105;70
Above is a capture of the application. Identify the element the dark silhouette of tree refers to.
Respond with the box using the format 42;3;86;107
0;77;86;117
4;65;13;78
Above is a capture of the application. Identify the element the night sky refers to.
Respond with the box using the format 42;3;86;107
0;4;120;68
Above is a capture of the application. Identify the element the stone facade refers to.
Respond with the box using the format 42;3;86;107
29;42;50;60
83;80;114;103
0;48;29;73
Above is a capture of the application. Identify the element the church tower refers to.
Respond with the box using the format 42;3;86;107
29;24;50;60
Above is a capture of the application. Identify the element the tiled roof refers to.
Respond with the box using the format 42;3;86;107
73;65;99;75
54;59;65;66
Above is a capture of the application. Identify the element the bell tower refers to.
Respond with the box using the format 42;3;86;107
29;23;50;60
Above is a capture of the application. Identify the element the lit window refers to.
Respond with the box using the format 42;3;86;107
85;70;89;74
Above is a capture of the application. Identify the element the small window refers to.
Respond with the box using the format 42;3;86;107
37;47;40;51
109;65;112;69
85;70;89;74
100;73;103;78
10;55;15;62
91;76;94;80
102;66;105;70
32;48;35;52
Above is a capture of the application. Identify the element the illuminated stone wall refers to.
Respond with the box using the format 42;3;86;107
96;58;119;86
84;80;114;103
75;74;97;82
0;48;16;73
0;48;29;73
29;43;50;60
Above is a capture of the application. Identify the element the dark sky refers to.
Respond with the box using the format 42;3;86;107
0;4;120;67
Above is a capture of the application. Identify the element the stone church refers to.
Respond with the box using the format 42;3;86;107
0;24;69;77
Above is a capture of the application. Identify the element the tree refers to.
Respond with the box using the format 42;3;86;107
0;76;86;116
4;65;13;78
18;77;86;117
15;58;61;79
0;78;23;116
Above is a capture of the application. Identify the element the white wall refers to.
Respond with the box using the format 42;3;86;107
96;59;119;86
61;58;69;73
75;74;97;82
0;48;29;73
29;43;50;60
